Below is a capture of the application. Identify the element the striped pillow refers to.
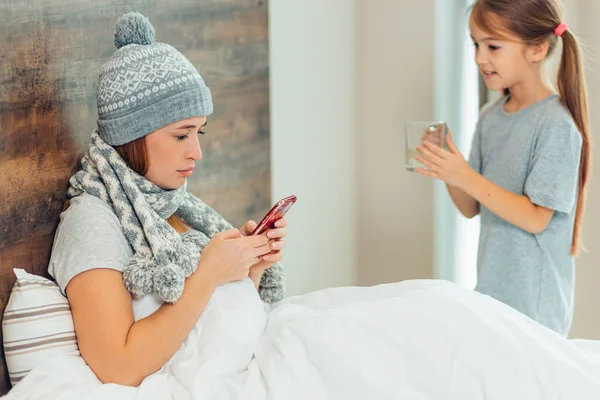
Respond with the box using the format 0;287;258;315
2;269;79;387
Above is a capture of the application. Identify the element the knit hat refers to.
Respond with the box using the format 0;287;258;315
96;12;213;146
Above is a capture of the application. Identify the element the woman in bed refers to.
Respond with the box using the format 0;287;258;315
40;10;600;400
48;11;288;387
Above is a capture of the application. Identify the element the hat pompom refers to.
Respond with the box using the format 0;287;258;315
114;12;156;49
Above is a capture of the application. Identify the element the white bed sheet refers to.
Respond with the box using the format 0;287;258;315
4;279;600;400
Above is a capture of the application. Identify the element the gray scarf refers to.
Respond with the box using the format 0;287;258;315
67;130;284;304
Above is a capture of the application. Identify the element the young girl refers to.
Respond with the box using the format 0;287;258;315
416;0;590;336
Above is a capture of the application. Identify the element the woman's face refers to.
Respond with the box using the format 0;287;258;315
144;116;207;190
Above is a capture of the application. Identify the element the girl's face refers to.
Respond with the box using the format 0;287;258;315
469;14;547;92
144;116;207;190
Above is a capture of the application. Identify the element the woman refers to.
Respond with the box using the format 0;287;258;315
48;11;286;387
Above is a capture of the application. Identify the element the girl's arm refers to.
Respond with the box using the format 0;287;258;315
446;184;480;219
460;169;554;233
417;136;554;234
442;125;482;219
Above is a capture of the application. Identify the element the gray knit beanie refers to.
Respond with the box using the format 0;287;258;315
96;12;213;146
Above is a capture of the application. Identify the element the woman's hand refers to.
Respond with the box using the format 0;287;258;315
239;218;288;287
415;132;476;190
195;228;273;288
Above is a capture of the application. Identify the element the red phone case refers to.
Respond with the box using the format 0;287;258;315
251;195;297;235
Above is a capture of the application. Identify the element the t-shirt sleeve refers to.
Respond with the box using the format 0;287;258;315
523;119;582;214
48;196;133;295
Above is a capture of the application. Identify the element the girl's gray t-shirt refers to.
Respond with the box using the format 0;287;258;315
468;94;582;336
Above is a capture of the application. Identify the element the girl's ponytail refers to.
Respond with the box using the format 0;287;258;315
558;30;591;255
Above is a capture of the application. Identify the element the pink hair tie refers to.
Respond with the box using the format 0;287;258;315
554;23;568;37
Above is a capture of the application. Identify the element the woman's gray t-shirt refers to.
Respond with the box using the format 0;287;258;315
48;193;182;320
468;94;582;336
48;193;133;295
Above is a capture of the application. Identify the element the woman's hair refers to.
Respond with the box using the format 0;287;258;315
63;137;190;234
471;0;591;255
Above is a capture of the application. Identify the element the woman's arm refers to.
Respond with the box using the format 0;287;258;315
67;268;216;387
240;219;288;292
67;229;273;386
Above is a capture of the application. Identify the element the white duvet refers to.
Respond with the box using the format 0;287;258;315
4;279;600;400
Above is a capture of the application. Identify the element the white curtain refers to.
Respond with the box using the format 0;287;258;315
433;0;480;288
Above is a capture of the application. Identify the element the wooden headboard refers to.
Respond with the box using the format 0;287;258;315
0;0;270;394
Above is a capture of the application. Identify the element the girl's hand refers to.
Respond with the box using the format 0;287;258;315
415;132;475;190
420;124;444;147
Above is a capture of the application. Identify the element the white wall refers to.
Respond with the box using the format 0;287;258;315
356;0;436;285
270;0;439;292
268;0;358;296
269;0;436;296
564;0;600;339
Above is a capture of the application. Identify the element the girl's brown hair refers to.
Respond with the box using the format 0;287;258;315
472;0;591;255
63;137;190;234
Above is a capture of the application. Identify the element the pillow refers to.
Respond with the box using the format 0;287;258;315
2;269;79;387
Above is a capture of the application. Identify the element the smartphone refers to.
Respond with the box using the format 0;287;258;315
251;195;297;235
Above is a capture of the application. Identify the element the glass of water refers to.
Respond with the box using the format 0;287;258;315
404;121;447;171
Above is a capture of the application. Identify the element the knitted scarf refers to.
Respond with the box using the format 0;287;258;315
67;130;284;303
